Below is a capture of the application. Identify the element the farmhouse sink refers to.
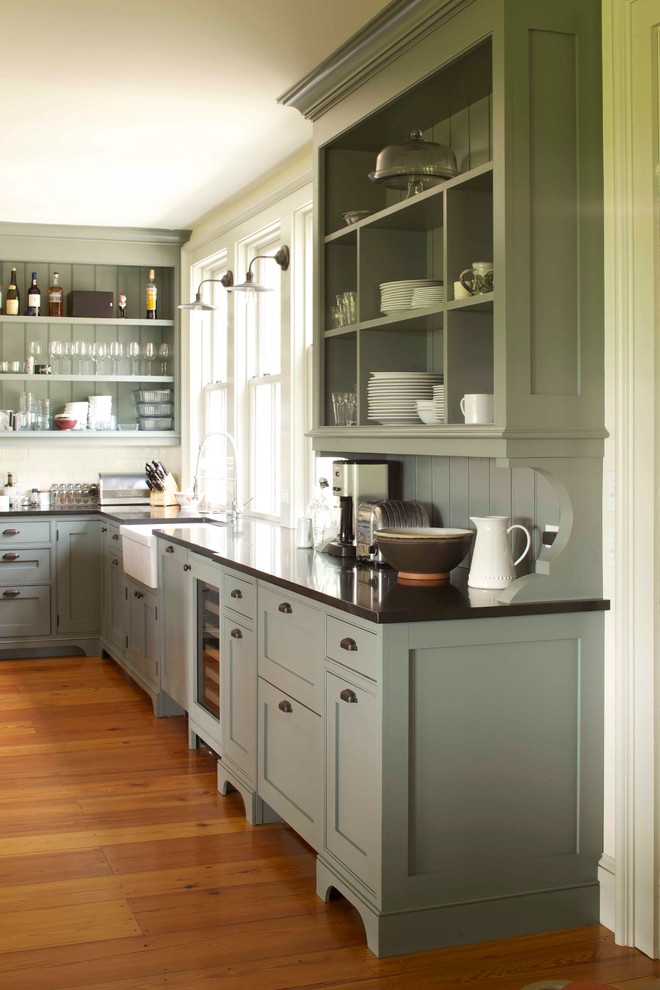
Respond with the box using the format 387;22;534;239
120;521;227;588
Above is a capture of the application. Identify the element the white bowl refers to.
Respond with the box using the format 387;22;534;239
173;491;201;513
417;408;441;424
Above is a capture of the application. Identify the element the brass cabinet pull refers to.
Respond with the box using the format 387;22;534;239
111;533;119;541
165;545;175;553
2;589;20;598
230;628;243;639
183;563;191;572
111;558;119;567
2;553;20;560
278;602;292;614
340;688;358;704
340;636;358;652
230;588;243;599
2;529;19;536
134;590;144;599
101;527;108;533
278;699;293;713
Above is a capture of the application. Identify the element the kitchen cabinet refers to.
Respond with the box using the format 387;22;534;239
0;518;51;641
56;518;101;634
125;577;159;689
0;224;187;444
158;539;191;710
187;553;222;753
256;580;323;850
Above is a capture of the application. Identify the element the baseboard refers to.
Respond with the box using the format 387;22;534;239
599;853;616;932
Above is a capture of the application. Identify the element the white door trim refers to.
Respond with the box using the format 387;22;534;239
603;0;660;957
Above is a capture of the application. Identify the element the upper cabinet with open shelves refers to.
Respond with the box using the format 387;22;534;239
282;0;605;459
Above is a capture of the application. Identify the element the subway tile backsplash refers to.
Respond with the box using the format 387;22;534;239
0;442;181;490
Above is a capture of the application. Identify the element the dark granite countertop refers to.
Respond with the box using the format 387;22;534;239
0;505;609;623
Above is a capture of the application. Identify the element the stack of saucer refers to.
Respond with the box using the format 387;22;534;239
432;383;446;420
379;279;444;315
411;284;446;308
62;401;89;430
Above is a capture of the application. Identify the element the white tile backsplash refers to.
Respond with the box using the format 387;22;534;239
0;442;181;490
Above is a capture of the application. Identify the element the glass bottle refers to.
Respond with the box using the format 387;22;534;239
5;268;19;316
145;269;157;319
27;272;41;316
48;272;64;317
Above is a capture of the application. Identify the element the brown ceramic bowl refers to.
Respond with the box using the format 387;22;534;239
53;417;77;431
374;527;474;583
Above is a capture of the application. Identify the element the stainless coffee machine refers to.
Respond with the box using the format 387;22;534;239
328;460;389;558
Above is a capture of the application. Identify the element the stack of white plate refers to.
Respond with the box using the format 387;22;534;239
368;371;444;425
88;395;113;430
62;401;89;430
379;279;444;315
411;284;446;308
432;383;446;420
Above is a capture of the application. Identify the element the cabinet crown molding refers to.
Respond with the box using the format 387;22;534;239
278;0;472;121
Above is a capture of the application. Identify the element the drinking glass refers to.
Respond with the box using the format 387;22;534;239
48;340;62;374
63;341;74;374
127;341;141;375
91;341;107;375
157;343;170;374
28;340;42;364
142;342;155;376
109;341;124;375
78;341;91;374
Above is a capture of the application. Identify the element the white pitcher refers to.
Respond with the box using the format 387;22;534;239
467;515;531;589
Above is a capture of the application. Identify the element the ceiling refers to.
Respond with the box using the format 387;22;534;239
3;0;391;232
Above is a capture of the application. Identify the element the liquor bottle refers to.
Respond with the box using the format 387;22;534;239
5;269;20;316
27;272;41;316
145;269;157;319
48;272;64;317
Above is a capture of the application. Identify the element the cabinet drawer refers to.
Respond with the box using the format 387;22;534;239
0;585;50;638
258;583;323;714
222;569;255;620
0;520;51;547
0;548;51;585
257;676;322;851
326;615;378;681
103;522;123;556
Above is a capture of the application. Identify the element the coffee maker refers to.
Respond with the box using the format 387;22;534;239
328;460;389;558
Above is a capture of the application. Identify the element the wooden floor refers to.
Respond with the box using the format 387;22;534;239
0;657;658;990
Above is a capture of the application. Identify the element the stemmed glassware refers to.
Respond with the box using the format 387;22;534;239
63;341;74;374
142;342;155;376
28;341;42;371
77;341;91;374
157;343;170;374
91;341;107;375
109;341;124;375
48;340;62;374
127;341;140;376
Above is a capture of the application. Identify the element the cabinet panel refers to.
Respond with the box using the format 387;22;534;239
126;580;159;688
221;570;255;620
258;583;323;714
221;613;255;783
0;548;50;585
56;519;101;634
325;614;377;681
257;676;322;850
159;541;190;710
0;585;50;637
104;553;127;653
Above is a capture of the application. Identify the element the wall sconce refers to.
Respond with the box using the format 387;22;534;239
230;245;290;303
178;272;234;311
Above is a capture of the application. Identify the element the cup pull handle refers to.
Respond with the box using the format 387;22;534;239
230;628;242;639
278;699;293;713
134;590;144;599
230;589;243;599
340;637;358;652
2;589;20;598
111;533;119;541
112;558;119;566
101;527;108;533
183;564;191;571
278;602;292;614
340;688;358;704
165;545;175;553
2;553;20;560
2;529;19;536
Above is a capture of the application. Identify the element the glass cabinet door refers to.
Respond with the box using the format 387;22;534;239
196;578;220;718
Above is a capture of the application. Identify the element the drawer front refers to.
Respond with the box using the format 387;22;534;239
258;584;323;713
222;569;255;621
0;519;51;547
0;585;51;638
257;676;322;851
0;548;51;585
104;522;123;556
159;539;188;565
326;615;378;681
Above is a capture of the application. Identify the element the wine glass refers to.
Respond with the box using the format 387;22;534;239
157;343;170;374
91;341;107;375
109;341;124;375
48;340;62;374
28;341;42;373
127;341;141;376
78;341;91;375
63;341;74;374
142;342;155;376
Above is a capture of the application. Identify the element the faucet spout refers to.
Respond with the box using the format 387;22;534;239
192;430;238;511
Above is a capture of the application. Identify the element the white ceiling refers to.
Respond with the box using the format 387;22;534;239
3;0;390;232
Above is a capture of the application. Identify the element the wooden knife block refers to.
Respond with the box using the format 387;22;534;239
150;472;178;507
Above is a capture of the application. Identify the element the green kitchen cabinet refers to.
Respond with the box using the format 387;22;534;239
56;517;101;634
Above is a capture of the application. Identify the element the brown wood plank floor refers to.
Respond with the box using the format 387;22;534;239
0;655;657;990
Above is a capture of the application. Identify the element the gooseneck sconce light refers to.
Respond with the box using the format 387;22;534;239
178;271;235;311
230;245;290;303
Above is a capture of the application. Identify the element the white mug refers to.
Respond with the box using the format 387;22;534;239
460;393;494;424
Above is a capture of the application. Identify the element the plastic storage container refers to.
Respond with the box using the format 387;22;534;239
136;402;174;417
138;417;174;431
133;389;173;403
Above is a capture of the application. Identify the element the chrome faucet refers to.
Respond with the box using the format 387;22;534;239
192;430;247;525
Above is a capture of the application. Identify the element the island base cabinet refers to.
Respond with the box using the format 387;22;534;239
0;585;50;637
221;613;255;783
126;580;159;691
257;676;322;851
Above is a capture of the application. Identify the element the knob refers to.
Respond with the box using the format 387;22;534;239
183;563;191;571
134;590;144;599
340;688;358;704
2;553;19;560
111;533;119;541
230;588;243;599
101;527;108;533
340;637;358;652
278;699;293;713
2;589;20;598
230;628;243;639
112;558;119;566
165;545;174;553
278;602;292;614
2;529;19;536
